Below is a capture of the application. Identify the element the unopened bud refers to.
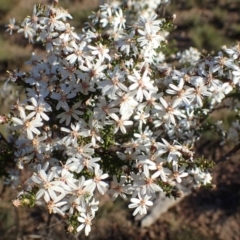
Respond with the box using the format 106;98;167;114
12;199;21;207
43;125;51;132
67;225;74;233
53;124;58;130
0;115;8;124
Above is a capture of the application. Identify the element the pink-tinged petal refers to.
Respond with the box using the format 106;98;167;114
101;173;109;179
85;182;96;193
99;181;109;189
130;198;140;204
129;83;138;91
59;115;67;123
30;97;38;107
151;171;161;179
119;177;126;185
196;95;203;107
25;105;35;111
31;120;43;127
146;200;153;206
161;138;170;146
80;212;87;218
136;89;143;102
71;112;79;119
157;149;167;155
48;188;57;201
85;225;91;236
41;112;49;121
172;100;179;108
36;189;45;200
30;127;40;135
77;223;85;232
97;185;106;195
170;114;176;125
51;185;65;192
169;84;179;92
179;172;188;178
44;192;50;202
124;120;133;126
119;83;128;92
66;115;71;126
160;97;168;108
109;113;119;121
176;177;182;183
128;203;137;208
31;175;42;184
154;103;163;111
138;29;145;36
39;169;47;181
166;88;175;95
54;192;66;203
133;206;140;216
120;125;126;134
47;171;55;181
12;117;23;125
78;217;85;223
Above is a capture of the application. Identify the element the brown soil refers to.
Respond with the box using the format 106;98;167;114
0;140;239;240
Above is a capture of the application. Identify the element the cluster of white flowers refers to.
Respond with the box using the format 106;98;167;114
103;0;170;20
176;47;201;65
2;0;240;236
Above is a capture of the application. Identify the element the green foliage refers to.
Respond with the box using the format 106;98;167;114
96;149;125;178
20;193;36;208
189;24;231;51
68;214;79;234
193;156;215;171
158;180;175;198
0;140;14;179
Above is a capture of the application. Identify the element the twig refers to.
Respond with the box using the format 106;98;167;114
0;183;6;197
15;207;20;239
45;213;53;239
0;133;11;146
217;143;240;163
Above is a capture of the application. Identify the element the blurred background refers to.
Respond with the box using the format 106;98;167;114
0;1;239;239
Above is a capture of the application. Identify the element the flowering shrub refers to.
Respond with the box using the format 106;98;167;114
1;0;240;236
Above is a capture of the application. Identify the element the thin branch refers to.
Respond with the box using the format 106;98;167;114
217;143;240;163
0;183;7;197
0;133;10;146
45;213;53;239
15;207;20;239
